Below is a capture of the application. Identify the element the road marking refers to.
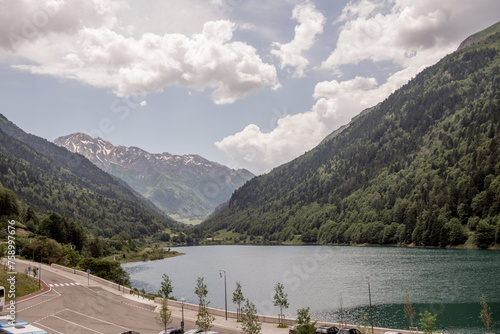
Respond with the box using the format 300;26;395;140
64;309;130;330
33;322;64;334
84;285;156;313
19;289;61;313
49;282;81;287
51;315;103;333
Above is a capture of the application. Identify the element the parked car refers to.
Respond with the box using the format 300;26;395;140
158;328;183;334
316;326;339;334
185;330;202;334
338;328;361;334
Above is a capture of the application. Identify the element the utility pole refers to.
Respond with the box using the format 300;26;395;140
219;270;227;320
181;298;185;332
367;277;374;334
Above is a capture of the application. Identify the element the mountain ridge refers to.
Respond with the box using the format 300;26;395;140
198;28;500;248
0;113;179;237
54;133;254;224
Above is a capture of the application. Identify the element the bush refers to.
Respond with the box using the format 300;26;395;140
475;220;495;249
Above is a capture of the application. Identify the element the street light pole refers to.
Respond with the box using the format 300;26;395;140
30;239;34;263
366;277;374;334
180;297;185;331
219;270;227;320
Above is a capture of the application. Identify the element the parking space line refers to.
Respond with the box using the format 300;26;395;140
33;322;64;334
51;315;103;333
64;309;130;330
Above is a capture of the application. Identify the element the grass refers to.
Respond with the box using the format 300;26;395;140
0;264;42;302
213;229;241;241
104;248;182;264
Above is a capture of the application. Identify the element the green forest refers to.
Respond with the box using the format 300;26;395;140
0;114;180;238
0;183;132;284
199;33;500;249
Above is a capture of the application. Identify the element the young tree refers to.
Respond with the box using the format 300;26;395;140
159;273;173;300
195;277;215;332
338;294;346;328
241;298;262;334
233;281;245;321
404;292;416;333
273;282;289;327
419;311;437;334
479;294;494;333
296;307;316;334
156;298;172;331
357;312;371;334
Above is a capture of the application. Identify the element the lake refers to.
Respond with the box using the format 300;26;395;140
122;245;499;333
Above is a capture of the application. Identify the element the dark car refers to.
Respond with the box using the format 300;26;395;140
158;328;183;334
315;326;339;334
338;328;361;334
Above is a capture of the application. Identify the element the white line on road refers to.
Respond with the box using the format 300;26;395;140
51;315;103;333
19;289;61;313
33;322;64;334
64;309;130;330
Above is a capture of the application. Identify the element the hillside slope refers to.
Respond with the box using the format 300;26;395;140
54;133;254;224
200;32;500;248
0;114;179;237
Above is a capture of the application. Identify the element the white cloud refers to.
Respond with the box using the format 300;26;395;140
217;0;500;173
0;0;118;53
271;1;325;78
216;75;392;174
2;1;278;104
322;0;500;71
10;19;278;104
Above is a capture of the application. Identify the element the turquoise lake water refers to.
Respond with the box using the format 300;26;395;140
123;245;499;333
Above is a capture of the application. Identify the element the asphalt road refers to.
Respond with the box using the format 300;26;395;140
5;259;290;334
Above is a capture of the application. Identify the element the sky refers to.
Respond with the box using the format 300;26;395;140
0;0;499;175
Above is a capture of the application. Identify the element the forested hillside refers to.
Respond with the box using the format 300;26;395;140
200;32;500;248
0;115;179;238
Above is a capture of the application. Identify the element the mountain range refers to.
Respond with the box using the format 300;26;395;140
198;24;500;248
0;114;179;238
53;133;254;224
1;23;499;249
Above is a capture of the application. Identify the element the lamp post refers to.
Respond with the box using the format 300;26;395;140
38;261;41;289
219;270;227;320
366;277;374;334
30;239;35;263
180;297;185;331
70;244;76;274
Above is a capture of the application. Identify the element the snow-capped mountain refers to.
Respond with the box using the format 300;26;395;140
54;133;254;224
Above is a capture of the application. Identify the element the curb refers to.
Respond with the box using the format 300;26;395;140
2;278;51;307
